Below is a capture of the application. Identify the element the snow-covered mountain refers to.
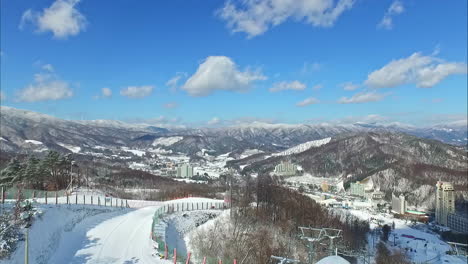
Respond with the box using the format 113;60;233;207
239;132;468;208
0;106;466;157
273;137;331;156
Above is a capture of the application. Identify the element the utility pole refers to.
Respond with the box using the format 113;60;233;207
24;228;29;264
230;171;233;219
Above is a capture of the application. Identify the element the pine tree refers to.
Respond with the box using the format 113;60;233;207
0;159;23;187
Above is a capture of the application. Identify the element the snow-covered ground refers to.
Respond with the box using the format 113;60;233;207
343;209;467;264
273;137;331;156
194;152;233;178
121;147;146;157
239;149;264;159
57;143;81;153
152;136;183;147
285;173;341;186
0;204;171;264
24;140;43;145
1;196;222;264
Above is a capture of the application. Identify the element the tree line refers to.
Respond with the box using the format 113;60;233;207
0;151;74;191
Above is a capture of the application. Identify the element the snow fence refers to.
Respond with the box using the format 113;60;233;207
151;201;237;264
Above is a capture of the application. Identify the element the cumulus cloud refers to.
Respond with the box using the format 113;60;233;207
269;80;306;92
378;1;404;30
163;102;178;109
340;82;360;91
120;85;154;99
182;56;266;96
20;0;87;39
296;97;320;107
338;91;386;104
365;52;467;88
17;69;73;102
217;0;354;38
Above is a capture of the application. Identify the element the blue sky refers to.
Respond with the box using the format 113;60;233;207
1;0;467;127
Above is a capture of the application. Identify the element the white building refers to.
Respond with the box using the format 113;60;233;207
391;193;407;215
177;164;194;178
435;181;455;226
273;161;297;176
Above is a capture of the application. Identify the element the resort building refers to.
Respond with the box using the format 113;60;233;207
435;181;455;226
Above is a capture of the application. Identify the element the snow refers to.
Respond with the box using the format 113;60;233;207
57;143;81;153
0;137;7;141
121;147;146;157
152;136;183;147
342;209;467;264
239;149;263;159
316;255;350;264
24;140;43;145
0;202;173;264
285;173;340;186
273;137;331;156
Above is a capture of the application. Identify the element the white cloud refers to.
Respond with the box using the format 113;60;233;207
340;82;360;91
207;117;221;125
42;63;54;72
378;1;404;30
217;0;354;38
312;84;323;90
182;56;266;96
101;87;112;98
365;52;467;88
17;70;73;102
338;91;386;104
269;80;306;92
166;72;187;92
163;102;178;109
120;85;154;99
20;0;87;39
301;62;321;74
296;97;320;107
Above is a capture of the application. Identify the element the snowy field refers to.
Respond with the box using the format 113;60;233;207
344;209;467;264
0;205;170;264
1;196;224;264
285;174;341;186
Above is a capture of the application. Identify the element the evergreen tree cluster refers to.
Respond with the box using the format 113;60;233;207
0;151;74;191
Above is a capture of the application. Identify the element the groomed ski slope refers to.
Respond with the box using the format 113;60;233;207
61;206;168;264
2;206;170;264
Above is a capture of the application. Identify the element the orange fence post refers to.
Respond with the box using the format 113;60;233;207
219;260;222;264
185;252;191;264
203;257;206;264
165;243;168;259
234;259;237;264
173;248;177;264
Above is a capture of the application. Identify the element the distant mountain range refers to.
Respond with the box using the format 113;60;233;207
1;106;467;208
233;132;467;209
0;106;466;156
